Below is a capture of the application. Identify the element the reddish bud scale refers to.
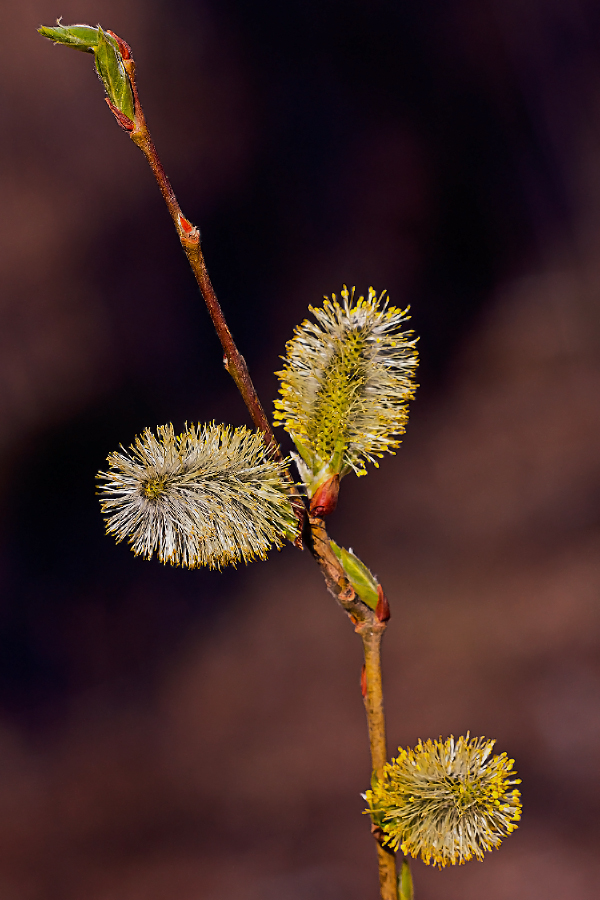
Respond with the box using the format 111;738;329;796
105;98;135;131
179;214;194;234
106;30;131;60
309;473;340;517
375;585;390;622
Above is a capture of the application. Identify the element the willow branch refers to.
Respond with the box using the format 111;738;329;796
108;38;395;897
113;50;276;450
104;46;304;538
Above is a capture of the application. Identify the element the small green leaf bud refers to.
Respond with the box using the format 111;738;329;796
330;541;380;610
94;28;135;122
38;23;100;53
39;23;136;125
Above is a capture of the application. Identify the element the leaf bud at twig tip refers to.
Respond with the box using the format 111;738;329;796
361;664;367;698
39;22;135;125
95;28;135;123
38;22;100;53
376;585;391;622
309;473;339;517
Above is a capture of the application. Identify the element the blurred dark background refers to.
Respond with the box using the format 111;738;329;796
1;0;600;897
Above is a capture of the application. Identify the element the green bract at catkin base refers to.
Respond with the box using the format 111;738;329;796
330;540;380;610
365;735;522;868
274;286;418;500
97;423;298;569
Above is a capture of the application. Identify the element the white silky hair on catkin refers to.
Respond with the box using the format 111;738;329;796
97;423;297;569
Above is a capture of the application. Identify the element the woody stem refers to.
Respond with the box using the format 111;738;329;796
307;515;398;900
123;59;277;452
360;625;398;900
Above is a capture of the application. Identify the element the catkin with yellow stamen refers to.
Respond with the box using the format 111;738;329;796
365;735;522;868
97;423;298;569
274;286;418;493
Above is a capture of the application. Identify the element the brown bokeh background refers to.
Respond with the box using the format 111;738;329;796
1;1;600;897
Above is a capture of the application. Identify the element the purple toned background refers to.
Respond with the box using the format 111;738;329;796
1;1;600;897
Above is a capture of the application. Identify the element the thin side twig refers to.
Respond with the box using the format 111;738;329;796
116;44;277;450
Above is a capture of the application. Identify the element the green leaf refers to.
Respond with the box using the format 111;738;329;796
330;541;379;609
38;23;101;53
39;23;135;123
398;860;414;900
94;28;135;121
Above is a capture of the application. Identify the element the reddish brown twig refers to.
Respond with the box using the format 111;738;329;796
106;36;397;897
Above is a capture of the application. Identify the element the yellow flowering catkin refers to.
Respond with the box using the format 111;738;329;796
97;423;298;569
365;735;522;868
274;286;418;482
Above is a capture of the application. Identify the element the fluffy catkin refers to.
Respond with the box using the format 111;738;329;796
97;423;297;569
365;735;522;868
274;286;418;481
